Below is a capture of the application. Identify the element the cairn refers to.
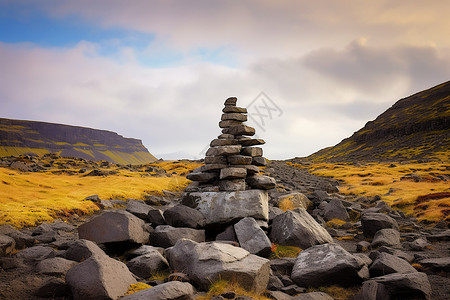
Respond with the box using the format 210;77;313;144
186;97;276;192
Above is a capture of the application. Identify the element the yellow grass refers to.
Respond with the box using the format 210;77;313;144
196;279;271;300
123;283;152;296
0;161;193;228
288;161;450;222
270;244;302;259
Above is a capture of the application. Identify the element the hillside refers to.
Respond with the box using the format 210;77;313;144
308;81;450;162
0;118;157;164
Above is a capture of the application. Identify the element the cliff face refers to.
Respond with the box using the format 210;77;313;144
0;118;157;164
307;81;450;162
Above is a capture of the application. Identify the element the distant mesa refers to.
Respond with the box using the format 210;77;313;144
307;80;450;162
0;118;156;165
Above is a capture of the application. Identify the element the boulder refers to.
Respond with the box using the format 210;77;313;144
0;234;15;256
241;147;263;157
126;200;153;220
369;272;431;300
292;292;334;300
124;245;164;260
64;239;106;262
291;243;366;288
218;179;246;191
323;199;349;221
66;253;136;300
182;190;269;226
369;252;417;277
151;225;205;248
0;225;35;249
15;245;55;262
166;239;270;293
216;225;237;242
353;280;391;300
220;167;247;180
277;193;312;210
221;112;247;121
270;258;296;276
121;281;194;300
246;175;276;190
34;278;70;298
252;156;267;166
419;257;450;272
126;251;169;279
361;213;399;238
36;257;77;276
164;204;206;229
223;106;247;113
78;210;149;244
186;172;217;183
222;125;255;136
234;217;271;257
270;209;333;249
377;246;414;263
147;208;166;226
371;228;401;248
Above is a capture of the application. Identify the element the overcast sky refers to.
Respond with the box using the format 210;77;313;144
1;1;449;160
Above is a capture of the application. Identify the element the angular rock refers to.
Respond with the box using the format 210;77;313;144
124;245;164;260
220;167;247;180
64;239;106;263
219;179;246;191
126;199;153;220
35;278;70;298
223;106;247;113
234;217;271;257
147;208;166;226
219;119;242;128
270;258;296;276
66;253;136;300
126;251;169;278
357;241;371;252
182;190;269;225
222;125;255;136
0;225;35;249
205;156;228;164
270;209;333;249
239;138;265;147
292;292;334;299
419;257;450;272
228;155;252;165
241;147;263;157
151;225;205;248
371;228;401;248
277;193;312;210
222;113;247;122
166;239;270;293
15;245;55;262
224;97;237;106
198;163;228;172
206;145;242;157
36;257;77;276
361;213;399;237
186;172;217;183
0;234;15;256
164;204;206;229
239;164;260;174
78;210;149;244
267;291;294;300
323;199;350;221
121;281;195;300
210;138;238;146
291;243;366;288
252;156;267;166
247;175;276;190
353;280;391;300
369;272;431;300
216;225;237;242
369;252;417;277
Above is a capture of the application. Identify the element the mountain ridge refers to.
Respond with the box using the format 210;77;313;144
0;118;157;164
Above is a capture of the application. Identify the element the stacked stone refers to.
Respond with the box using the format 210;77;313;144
187;97;276;192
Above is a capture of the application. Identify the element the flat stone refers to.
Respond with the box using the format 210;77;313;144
247;175;276;190
361;213;399;238
369;272;431;300
219;179;246;191
198;164;228;172
222;113;247;122
369;252;417;277
252;157;267;166
224;97;237;106
241;147;263;157
36;257;76;276
206;146;242;156
210;138;238;146
126;199;153;220
121;281;195;300
150;225;205;248
182;190;269;225
223;106;247;113
371;228;401;248
238;138;265;147
220;167;247;180
234;164;260;174
222;125;255;136
205;156;228;164
228;155;252;165
219;119;242;128
164;204;206;229
419;257;450;272
218;133;235;139
186;172;217;183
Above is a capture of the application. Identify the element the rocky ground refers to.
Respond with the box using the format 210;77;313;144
0;160;448;299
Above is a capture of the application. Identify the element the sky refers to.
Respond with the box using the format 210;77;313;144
1;0;450;160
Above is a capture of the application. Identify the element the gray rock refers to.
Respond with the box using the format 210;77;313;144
268;273;285;291
357;241;371;252
369;252;417;277
64;239;105;262
121;281;194;300
371;228;401;248
267;291;294;300
216;225;237;242
210;138;238;146
224;97;238;105
218;179;246;191
419;257;450;272
270;209;333;249
269;206;284;222
151;225;205;248
222;125;255;136
147;208;166;226
369;272;431;300
205;156;228;164
220;167;247;180
223;106;247;113
15;245;55;262
34;278;70;298
361;213;399;238
0;225;35;249
126;251;169;278
277;193;312;210
186;172;217;182
206;145;242;156
222;112;247;121
282;285;306;295
124;245;164;260
292;292;334;300
241;147;263;157
270;258;296;276
66;253;136;300
164;204;206;229
291;243;366;288
234;217;271;257
252;156;267;166
406;237;429;251
183;190;269;226
377;246;414;262
78;210;149;244
308;190;329;205
0;234;15;256
219;119;242;128
246;175;276;190
36;257;76;276
353;280;391;300
166;239;270;293
126;199;153;220
227;155;252;165
323;199;349;221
